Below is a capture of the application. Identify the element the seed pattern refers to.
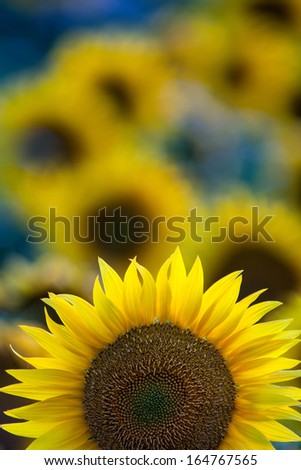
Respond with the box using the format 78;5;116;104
83;323;236;450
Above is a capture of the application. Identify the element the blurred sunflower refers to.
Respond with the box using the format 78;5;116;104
195;194;301;303
216;26;298;117
0;253;93;325
47;151;199;276
49;32;174;129
1;248;301;449
0;72;127;215
162;14;298;117
223;0;301;35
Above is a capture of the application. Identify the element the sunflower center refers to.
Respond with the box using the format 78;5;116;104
247;0;293;25
213;245;298;302
224;60;249;88
19;123;78;169
85;199;151;264
99;76;134;115
289;92;301;120
130;375;184;426
83;323;236;450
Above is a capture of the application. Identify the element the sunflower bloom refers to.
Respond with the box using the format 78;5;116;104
1;248;301;450
194;194;301;303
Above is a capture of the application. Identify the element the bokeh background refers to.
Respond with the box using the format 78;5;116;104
0;0;301;450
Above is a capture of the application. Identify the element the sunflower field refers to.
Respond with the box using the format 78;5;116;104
0;0;301;451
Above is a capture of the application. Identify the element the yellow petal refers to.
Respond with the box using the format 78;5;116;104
44;310;95;360
265;407;301;421
5;368;82;388
232;357;300;380
11;353;79;372
1;421;58;438
244;420;301;443
57;294;113;347
200;276;242;340
19;325;88;367
156;256;172;322
44;294;105;348
98;257;124;311
177;256;203;329
168;247;187;323
220;420;274;450
221;319;293;355
132;259;156;324
5;395;82;421
238;369;301;385
208;289;266;343
93;277;128;338
237;391;300;409
200;270;243;316
27;418;91;450
194;271;242;335
235;300;282;332
122;259;143;326
1;382;81;401
227;338;300;365
266;369;301;383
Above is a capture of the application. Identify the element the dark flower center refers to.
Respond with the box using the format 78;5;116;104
224;60;249;88
98;76;134;115
289;92;301;120
247;0;293;25
19;123;79;170
213;245;298;302
83;323;236;450
82;199;152;267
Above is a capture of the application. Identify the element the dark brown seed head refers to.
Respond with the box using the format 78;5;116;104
83;323;236;450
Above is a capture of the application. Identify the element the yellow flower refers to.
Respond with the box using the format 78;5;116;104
162;13;298;118
224;0;301;35
0;72;127;215
1;248;300;449
196;194;301;303
41;152;198;276
0;254;93;323
49;31;173;129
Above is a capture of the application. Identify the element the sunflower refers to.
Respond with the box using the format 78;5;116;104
162;13;298;118
0;72;127;215
49;31;173;130
0;253;93;325
1;248;301;450
43;150;198;276
223;0;301;35
216;25;298;117
195;194;301;303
